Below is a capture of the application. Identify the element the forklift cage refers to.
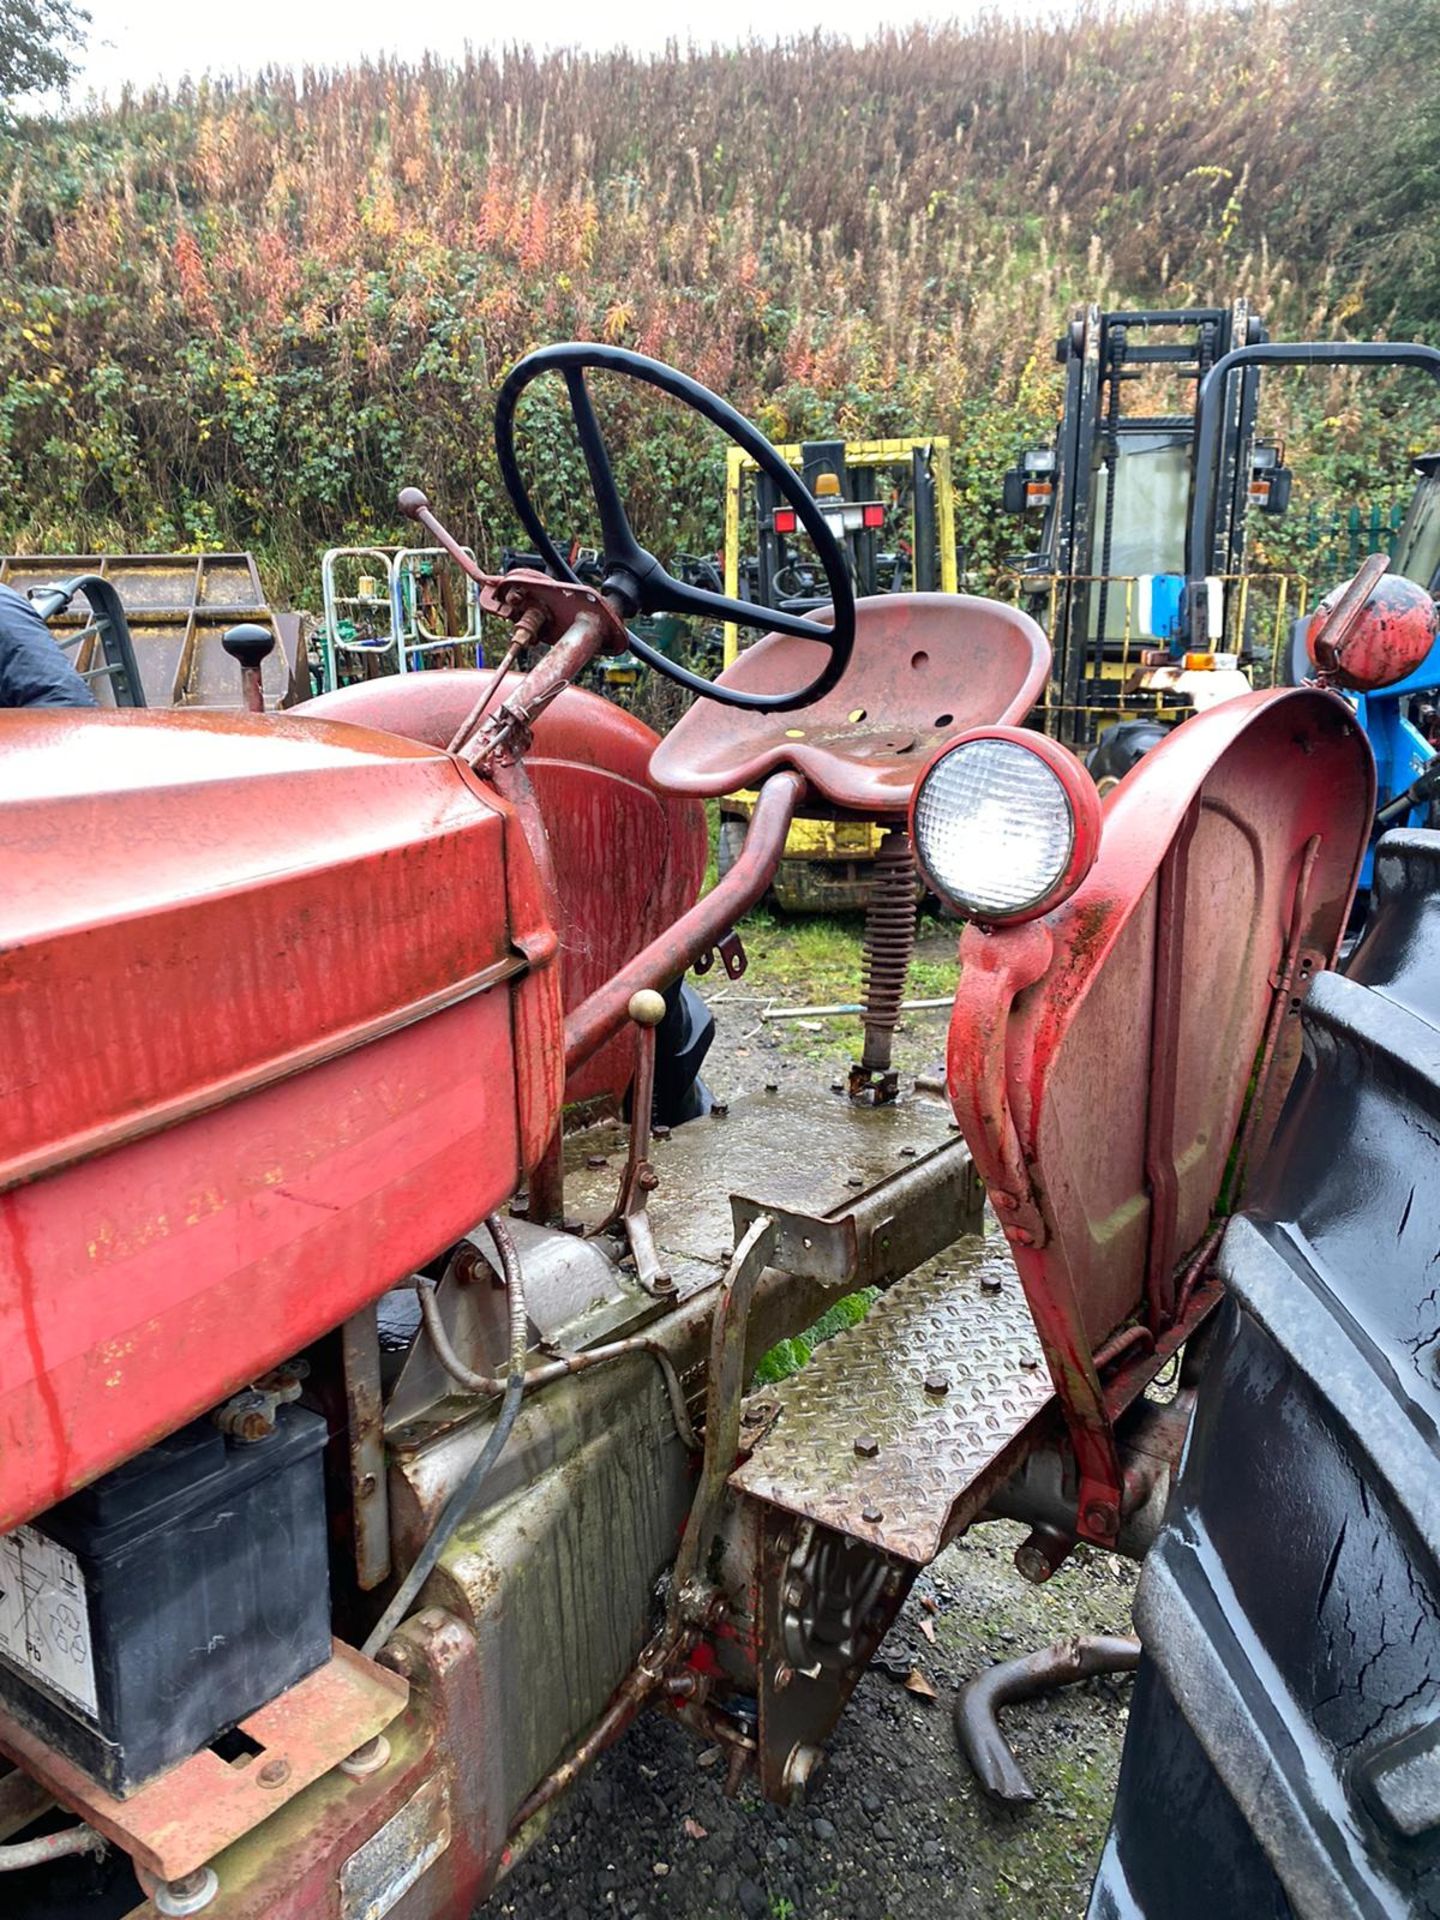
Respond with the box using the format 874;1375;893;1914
321;546;484;691
1006;302;1282;744
1006;565;1315;736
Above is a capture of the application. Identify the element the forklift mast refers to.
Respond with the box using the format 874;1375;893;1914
1005;302;1290;744
723;437;957;667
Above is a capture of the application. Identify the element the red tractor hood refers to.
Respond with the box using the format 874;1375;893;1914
0;708;559;1531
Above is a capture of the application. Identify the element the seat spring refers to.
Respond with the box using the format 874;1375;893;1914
859;828;918;1074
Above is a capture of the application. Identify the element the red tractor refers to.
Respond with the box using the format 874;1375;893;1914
0;345;1430;1919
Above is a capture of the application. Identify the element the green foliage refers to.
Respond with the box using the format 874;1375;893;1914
1303;0;1440;337
0;4;1431;600
0;0;88;105
753;1289;878;1386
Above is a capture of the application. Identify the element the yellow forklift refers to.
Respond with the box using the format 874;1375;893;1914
717;435;958;908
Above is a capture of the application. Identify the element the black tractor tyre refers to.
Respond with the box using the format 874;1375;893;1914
1090;828;1440;1920
1085;720;1172;796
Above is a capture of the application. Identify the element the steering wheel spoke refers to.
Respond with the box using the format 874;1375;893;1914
645;570;832;642
494;343;856;712
562;369;641;569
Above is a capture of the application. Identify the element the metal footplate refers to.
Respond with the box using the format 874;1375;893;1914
730;1254;1056;1563
730;1130;984;1291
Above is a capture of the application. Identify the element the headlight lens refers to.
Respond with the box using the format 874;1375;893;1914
913;734;1091;921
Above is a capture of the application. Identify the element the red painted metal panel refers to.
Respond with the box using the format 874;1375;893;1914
947;689;1374;1539
301;673;708;1110
0;994;522;1534
1;708;520;1188
0;706;557;1531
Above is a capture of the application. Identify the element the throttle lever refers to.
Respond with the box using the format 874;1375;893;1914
397;486;629;650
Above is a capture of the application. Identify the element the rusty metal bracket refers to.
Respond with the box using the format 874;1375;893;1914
589;995;674;1296
672;1215;778;1625
729;1133;983;1291
342;1308;392;1592
397;490;629;654
0;1642;407;1885
694;930;749;980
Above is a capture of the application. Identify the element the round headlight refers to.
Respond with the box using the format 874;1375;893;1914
910;728;1101;924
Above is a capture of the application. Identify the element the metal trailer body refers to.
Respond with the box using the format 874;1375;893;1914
0;552;298;709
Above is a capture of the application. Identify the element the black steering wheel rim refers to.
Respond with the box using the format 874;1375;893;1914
494;343;856;713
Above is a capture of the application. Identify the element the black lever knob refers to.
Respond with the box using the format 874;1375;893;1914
222;623;275;714
221;622;275;670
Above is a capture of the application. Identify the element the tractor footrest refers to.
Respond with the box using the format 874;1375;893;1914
730;1247;1054;1564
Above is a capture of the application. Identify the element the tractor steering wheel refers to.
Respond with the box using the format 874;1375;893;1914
494;344;856;713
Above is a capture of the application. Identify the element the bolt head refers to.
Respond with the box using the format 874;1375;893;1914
153;1867;221;1917
339;1734;391;1779
861;1503;884;1524
1084;1501;1120;1537
257;1756;291;1788
627;988;667;1028
923;1373;950;1396
1014;1545;1053;1586
853;1434;880;1458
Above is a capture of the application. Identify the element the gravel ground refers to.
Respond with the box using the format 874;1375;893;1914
490;906;1140;1920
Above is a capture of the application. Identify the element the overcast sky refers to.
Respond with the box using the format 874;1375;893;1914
60;0;1014;99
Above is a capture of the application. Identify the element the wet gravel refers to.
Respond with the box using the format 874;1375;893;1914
488;915;1140;1920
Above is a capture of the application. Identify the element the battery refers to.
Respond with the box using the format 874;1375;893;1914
0;1405;330;1796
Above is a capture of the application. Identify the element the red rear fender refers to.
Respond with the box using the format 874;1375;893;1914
946;688;1374;1540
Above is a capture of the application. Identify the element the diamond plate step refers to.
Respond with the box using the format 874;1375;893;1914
730;1243;1054;1563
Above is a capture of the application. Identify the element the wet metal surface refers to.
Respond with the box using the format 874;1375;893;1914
564;1085;961;1300
731;1234;1053;1563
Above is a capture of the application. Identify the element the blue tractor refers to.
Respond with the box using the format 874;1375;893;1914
1284;449;1440;883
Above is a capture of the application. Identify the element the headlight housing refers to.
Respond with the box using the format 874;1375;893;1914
909;728;1101;924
